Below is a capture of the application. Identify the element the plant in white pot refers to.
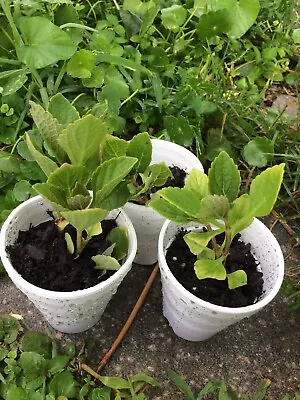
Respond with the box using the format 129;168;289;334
0;105;141;333
100;135;204;265
149;151;285;341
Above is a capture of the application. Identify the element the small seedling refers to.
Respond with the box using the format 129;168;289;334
149;151;284;289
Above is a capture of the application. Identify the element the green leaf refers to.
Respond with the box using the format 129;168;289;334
249;164;285;217
67;194;91;210
164;115;195;147
149;187;201;222
91;156;137;205
48;94;80;127
25;134;58;177
137;162;172;196
29;101;66;163
100;136;128;162
227;270;247;289
65;232;75;254
96;54;151;76
49;370;78;398
130;373;159;386
92;255;121;270
47;164;90;197
127;132;152;173
13;180;34;201
0;153;20;173
106;226;129;260
6;387;27;400
20;352;47;381
197;9;232;40
168;370;195;400
2;70;28;96
243;137;274;168
91;388;111;400
20;332;52;358
208;151;241;202
152;74;163;112
60;209;109;231
292;28;300;43
184;230;224;255
194;257;226;280
100;182;131;210
18;16;76;68
66;49;96;79
58;115;109;165
99;376;130;389
0;316;21;344
184;169;209;199
197;195;229;221
252;379;272;400
227;0;260;38
228;194;254;238
47;355;70;375
161;5;187;32
33;183;68;210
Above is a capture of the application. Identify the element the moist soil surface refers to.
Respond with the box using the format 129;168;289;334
166;229;264;307
7;219;118;292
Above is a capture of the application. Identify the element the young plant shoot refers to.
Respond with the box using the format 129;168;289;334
26;97;171;272
149;151;285;290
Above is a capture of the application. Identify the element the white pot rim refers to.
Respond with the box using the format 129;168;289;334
158;217;284;315
0;196;137;300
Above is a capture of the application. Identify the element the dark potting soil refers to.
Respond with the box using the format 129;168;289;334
166;230;264;308
7;219;118;292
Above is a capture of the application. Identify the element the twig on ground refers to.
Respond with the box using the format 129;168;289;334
97;263;159;373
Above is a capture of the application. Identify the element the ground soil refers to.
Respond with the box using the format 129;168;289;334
7;219;118;292
166;229;264;307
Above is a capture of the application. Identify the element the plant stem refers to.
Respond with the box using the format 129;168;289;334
223;221;232;257
81;364;102;381
206;224;219;258
97;263;159;372
53;62;66;94
76;230;82;255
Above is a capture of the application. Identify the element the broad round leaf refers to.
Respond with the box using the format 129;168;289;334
227;0;260;38
243;137;274;167
66;49;96;79
161;5;187;32
18;16;76;68
197;10;232;40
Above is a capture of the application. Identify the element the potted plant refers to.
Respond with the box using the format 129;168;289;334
149;151;285;341
0;105;141;333
100;135;204;265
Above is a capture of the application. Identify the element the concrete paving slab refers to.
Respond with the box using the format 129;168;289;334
1;219;299;399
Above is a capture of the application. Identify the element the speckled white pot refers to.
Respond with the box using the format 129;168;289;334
123;139;203;265
158;218;284;341
0;196;137;333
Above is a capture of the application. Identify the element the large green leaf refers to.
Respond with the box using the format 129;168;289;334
226;0;260;38
26;134;58;177
249;164;285;217
127;132;152;173
106;226;129;260
0;152;20;173
29;101;66;163
197;195;229;221
243;137;274;168
48;94;80;127
60;209;109;231
47;164;90;196
208;151;240;202
58;115;109;165
66;49;96;79
228;194;254;237
20;352;47;381
100;182;131;210
149;187;201;222
196;9;232;40
184;230;224;256
164;115;195;147
100;136;128;162
91;156;137;205
184;169;210;199
194;257;227;280
49;370;78;398
33;182;68;210
18;16;76;68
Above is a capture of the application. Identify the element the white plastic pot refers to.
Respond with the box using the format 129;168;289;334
0;196;137;333
158;218;284;341
123;139;203;265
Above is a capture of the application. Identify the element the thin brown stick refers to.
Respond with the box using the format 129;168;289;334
271;210;296;236
245;167;255;191
97;263;159;373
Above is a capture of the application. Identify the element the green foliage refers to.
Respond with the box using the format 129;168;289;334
149;151;285;289
0;315;158;399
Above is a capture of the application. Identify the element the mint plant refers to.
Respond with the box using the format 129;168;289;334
149;152;285;289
